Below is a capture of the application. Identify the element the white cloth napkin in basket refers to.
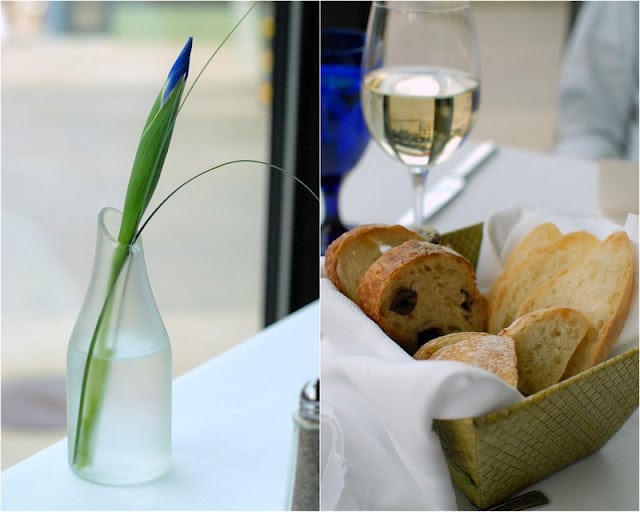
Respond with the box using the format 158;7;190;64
320;208;639;511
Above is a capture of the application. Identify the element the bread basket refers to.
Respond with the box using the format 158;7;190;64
435;223;640;509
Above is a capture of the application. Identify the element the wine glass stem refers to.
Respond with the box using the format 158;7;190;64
323;187;341;224
409;167;429;227
321;179;348;253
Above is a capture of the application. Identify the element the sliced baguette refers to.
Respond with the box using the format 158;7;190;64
324;224;423;303
357;240;488;354
487;222;562;302
427;334;518;388
413;331;489;360
488;230;599;333
517;231;634;377
500;307;590;395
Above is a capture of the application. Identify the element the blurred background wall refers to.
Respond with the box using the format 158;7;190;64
471;1;574;151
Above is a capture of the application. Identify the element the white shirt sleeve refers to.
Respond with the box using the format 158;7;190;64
554;1;639;162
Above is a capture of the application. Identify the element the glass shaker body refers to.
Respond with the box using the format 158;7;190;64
287;379;319;510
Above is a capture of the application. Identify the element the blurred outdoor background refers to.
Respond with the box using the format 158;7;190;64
2;0;274;468
3;1;575;469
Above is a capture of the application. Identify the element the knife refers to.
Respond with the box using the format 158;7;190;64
484;490;549;510
399;141;498;226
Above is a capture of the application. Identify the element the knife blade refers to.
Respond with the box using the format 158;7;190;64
484;490;549;510
399;141;498;226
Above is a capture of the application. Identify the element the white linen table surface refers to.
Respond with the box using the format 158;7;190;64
340;141;602;231
1;301;319;511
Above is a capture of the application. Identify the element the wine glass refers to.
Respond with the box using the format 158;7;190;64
361;1;481;227
321;29;370;253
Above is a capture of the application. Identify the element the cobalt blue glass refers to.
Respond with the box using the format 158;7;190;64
321;29;369;254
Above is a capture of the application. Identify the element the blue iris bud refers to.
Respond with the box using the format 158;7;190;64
163;36;193;104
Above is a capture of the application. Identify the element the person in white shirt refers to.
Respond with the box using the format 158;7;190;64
555;1;638;161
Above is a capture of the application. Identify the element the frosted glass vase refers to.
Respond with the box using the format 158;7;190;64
67;207;172;485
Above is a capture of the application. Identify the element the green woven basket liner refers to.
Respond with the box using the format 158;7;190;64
433;347;639;508
440;222;483;269
433;222;639;508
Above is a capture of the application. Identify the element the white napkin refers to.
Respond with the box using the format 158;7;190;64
320;279;523;511
320;208;639;511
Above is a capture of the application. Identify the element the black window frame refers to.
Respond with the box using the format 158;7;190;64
264;1;319;325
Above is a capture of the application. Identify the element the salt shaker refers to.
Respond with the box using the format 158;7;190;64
287;379;319;510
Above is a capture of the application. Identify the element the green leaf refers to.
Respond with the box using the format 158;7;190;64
117;78;186;245
141;92;162;134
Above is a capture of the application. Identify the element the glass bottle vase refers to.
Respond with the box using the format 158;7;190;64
66;207;172;485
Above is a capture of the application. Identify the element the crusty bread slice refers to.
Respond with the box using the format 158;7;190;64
428;334;518;388
517;231;634;377
357;240;487;354
488;231;599;333
500;307;590;395
487;222;562;302
413;331;489;360
324;224;423;303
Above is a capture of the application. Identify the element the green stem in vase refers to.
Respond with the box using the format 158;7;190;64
72;39;191;468
72;246;127;466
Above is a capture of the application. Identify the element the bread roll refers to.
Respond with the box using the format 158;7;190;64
413;331;489;360
357;239;487;354
324;224;423;303
428;334;518;388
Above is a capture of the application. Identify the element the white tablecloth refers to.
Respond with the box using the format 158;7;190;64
1;301;319;511
340;141;603;231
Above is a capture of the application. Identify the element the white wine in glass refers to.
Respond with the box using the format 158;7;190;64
361;1;481;227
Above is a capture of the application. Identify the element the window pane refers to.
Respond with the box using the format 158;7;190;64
1;1;272;466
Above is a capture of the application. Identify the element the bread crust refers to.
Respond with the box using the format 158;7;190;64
414;331;489;360
428;334;518;388
324;224;422;303
358;240;487;353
